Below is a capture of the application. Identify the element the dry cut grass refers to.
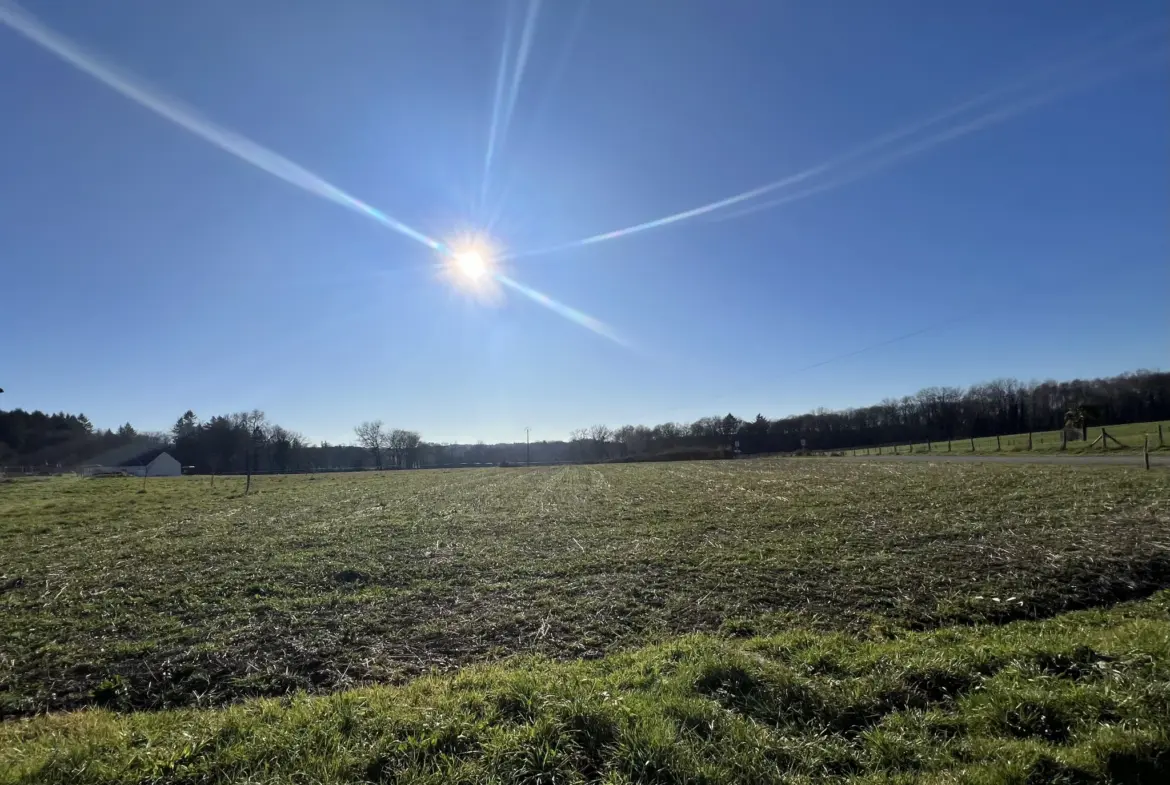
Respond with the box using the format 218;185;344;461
1;460;1167;717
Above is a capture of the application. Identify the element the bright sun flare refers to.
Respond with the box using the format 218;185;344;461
442;236;502;299
455;250;488;281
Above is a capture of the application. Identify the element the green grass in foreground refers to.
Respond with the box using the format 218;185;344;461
844;420;1170;456
2;462;1169;716
3;594;1169;784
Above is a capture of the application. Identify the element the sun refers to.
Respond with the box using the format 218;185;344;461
440;235;504;300
455;249;488;281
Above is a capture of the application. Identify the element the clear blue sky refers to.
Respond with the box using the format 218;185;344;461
2;0;1167;445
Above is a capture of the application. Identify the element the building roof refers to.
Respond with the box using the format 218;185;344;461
115;447;170;467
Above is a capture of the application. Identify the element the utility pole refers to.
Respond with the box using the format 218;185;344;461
525;427;531;467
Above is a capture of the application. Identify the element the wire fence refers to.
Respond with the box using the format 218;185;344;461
845;421;1170;456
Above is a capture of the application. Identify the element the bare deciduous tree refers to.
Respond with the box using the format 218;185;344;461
231;410;267;494
613;425;637;458
398;429;423;468
354;420;389;469
587;424;612;461
387;428;422;468
567;428;588;462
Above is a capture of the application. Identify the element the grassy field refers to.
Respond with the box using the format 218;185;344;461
4;595;1169;784
845;419;1170;456
2;461;1169;782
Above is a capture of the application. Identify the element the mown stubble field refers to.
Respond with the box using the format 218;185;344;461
2;459;1167;718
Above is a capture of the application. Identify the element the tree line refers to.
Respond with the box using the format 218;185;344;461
353;421;422;469
573;369;1170;459
2;369;1167;471
0;410;169;468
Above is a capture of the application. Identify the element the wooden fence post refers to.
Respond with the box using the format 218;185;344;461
1101;429;1108;453
996;435;1001;451
1060;431;1067;451
1160;423;1164;448
894;444;898;455
927;440;932;453
948;440;952;452
1144;435;1150;470
878;445;882;455
970;437;975;451
1027;432;1033;450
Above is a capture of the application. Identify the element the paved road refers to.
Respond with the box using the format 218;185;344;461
841;453;1169;467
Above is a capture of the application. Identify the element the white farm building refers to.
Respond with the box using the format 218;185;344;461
83;448;182;477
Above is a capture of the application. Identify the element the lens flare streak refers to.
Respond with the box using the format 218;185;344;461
495;273;627;347
500;0;543;157
504;22;1165;262
481;0;542;210
1;0;627;350
487;0;589;232
0;0;441;252
439;240;627;348
712;51;1168;222
713;48;1168;222
481;5;516;207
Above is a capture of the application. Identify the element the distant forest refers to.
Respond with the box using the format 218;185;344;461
2;369;1167;472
